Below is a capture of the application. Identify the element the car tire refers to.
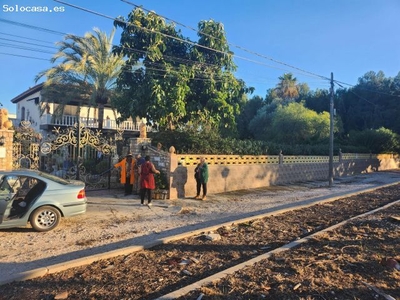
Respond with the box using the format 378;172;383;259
30;206;61;232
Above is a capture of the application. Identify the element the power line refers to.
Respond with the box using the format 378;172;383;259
0;37;57;49
119;1;400;96
0;32;56;44
1;3;328;90
3;2;393;99
0;18;67;36
0;43;55;54
0;52;50;61
121;0;331;82
334;80;400;99
0;16;255;84
54;0;327;82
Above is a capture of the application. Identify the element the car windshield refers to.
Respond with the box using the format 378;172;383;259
37;172;71;185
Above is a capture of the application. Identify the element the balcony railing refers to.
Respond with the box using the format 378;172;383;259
41;114;153;132
19;114;153;132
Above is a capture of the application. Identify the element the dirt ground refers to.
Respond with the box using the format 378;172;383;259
0;184;399;300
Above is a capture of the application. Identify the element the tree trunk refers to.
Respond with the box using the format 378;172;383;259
97;103;105;130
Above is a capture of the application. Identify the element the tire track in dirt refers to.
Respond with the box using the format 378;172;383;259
0;184;399;300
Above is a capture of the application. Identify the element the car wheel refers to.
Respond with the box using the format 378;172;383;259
30;206;61;232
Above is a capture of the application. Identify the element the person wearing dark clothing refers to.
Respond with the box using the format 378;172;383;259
135;154;146;193
136;154;146;167
140;155;160;205
194;157;208;200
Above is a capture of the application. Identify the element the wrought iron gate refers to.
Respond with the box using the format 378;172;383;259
13;121;125;190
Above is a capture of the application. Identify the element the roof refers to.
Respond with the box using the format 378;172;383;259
10;83;44;104
10;83;112;108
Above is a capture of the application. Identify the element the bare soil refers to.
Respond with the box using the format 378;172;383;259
0;184;399;300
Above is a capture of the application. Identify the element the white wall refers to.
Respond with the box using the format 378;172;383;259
16;90;42;132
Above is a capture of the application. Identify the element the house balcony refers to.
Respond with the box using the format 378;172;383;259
39;114;154;132
11;114;154;133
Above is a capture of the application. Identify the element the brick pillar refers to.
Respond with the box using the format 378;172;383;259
169;152;178;199
0;130;13;171
129;137;152;156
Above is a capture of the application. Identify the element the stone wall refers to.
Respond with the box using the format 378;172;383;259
125;139;399;200
168;153;399;200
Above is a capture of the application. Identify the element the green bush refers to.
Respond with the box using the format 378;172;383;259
155;170;168;190
347;128;400;153
149;126;395;156
149;130;269;155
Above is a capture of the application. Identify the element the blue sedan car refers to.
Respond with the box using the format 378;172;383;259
0;170;87;232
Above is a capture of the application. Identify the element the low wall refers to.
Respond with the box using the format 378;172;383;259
168;153;399;200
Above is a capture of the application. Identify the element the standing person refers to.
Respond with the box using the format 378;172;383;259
194;157;209;200
114;153;136;196
134;154;146;193
140;155;160;206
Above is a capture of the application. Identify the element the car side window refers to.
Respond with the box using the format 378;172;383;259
0;176;18;194
16;177;38;198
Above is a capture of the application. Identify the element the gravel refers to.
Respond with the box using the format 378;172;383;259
0;171;399;283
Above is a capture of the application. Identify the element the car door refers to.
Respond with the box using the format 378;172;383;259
0;175;19;224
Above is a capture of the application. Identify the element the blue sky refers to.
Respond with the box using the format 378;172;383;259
1;0;399;114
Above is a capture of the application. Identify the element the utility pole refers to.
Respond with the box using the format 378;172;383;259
329;72;334;187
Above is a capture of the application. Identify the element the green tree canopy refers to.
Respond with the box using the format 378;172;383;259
347;127;400;153
275;73;299;102
236;95;264;139
269;102;331;145
334;71;400;136
113;8;249;133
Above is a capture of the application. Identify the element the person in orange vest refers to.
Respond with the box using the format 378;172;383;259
114;152;136;196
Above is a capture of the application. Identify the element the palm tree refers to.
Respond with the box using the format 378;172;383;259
275;73;299;102
36;27;125;130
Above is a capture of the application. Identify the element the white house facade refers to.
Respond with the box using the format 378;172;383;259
10;83;150;136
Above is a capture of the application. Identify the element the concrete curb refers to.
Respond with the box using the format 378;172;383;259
1;181;399;286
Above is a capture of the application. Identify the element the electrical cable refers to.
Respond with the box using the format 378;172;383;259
54;0;327;82
335;81;378;107
0;52;50;61
0;18;261;84
120;0;331;82
0;18;67;36
0;42;55;54
0;37;57;49
0;8;329;89
0;31;56;44
334;79;400;98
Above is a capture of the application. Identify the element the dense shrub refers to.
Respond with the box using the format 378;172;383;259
149;130;344;155
346;128;400;154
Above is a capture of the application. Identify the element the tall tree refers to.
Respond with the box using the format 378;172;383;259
36;27;124;130
275;73;299;102
188;20;249;135
113;8;249;133
335;71;400;135
113;9;191;130
236;95;264;139
270;102;330;145
303;88;330;113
